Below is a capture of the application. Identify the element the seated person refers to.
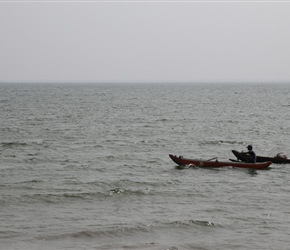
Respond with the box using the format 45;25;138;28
244;145;256;163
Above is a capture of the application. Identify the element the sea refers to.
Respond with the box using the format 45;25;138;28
1;82;290;250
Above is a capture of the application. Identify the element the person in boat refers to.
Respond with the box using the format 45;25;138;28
244;145;257;163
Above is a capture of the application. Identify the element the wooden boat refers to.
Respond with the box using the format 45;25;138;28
169;154;272;170
232;150;290;164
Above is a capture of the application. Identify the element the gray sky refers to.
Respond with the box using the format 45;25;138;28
1;1;290;83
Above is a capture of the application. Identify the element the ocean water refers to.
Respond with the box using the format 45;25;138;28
1;82;290;250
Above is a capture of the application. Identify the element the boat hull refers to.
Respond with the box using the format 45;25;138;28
169;154;272;170
232;150;290;164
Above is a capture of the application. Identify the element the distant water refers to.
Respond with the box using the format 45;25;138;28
1;82;290;250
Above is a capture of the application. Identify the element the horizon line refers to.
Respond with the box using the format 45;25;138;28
1;81;290;84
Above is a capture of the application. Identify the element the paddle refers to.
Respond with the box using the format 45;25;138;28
207;157;218;161
229;158;240;162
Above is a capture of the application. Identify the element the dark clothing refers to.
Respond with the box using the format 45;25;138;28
246;150;256;163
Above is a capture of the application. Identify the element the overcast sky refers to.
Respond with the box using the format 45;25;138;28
1;1;290;83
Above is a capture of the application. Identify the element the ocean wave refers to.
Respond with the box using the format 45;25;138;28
42;218;216;242
199;140;245;146
1;140;44;148
0;230;20;239
16;179;43;184
2;179;179;205
19;186;155;204
21;191;109;204
167;219;216;227
109;187;152;196
1;142;29;147
40;225;152;241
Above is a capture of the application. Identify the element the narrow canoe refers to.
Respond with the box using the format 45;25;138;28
232;150;290;164
169;154;272;170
